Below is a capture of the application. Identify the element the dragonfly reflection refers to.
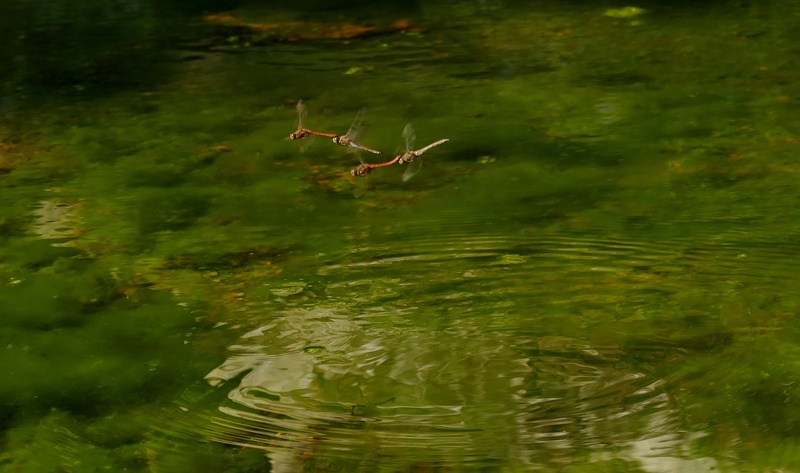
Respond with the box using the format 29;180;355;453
351;124;448;179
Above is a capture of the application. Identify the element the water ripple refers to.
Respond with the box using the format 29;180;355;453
166;216;800;470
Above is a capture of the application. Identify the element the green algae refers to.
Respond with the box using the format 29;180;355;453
3;0;800;471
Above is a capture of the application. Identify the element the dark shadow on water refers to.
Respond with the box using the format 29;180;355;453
0;0;237;112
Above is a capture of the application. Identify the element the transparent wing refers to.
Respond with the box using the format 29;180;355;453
296;100;307;130
295;100;312;152
402;158;422;182
402;123;416;152
346;108;366;142
299;134;315;153
353;179;370;198
352;149;370;198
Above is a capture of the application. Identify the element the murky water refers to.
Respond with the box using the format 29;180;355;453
3;1;800;471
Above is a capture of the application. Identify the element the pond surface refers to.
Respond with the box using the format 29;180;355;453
3;0;800;471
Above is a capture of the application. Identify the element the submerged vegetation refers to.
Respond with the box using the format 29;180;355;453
2;0;800;471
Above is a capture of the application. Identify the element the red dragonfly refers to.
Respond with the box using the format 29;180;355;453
289;100;337;152
351;124;448;180
290;101;381;155
289;100;339;140
350;155;400;177
332;108;382;155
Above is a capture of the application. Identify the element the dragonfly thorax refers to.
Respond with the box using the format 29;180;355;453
351;164;372;177
399;152;417;164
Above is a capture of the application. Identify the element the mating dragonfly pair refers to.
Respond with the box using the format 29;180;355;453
289;100;449;182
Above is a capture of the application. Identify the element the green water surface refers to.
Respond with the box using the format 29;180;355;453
3;1;800;471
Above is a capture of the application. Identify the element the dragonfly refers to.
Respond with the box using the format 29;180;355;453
331;108;382;155
290;101;381;155
350;155;400;177
289;100;340;140
351;124;448;180
289;100;338;152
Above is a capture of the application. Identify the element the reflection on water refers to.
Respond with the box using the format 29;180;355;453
5;0;800;471
189;222;753;471
32;199;83;243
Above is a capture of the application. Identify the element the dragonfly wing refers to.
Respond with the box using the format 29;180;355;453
352;149;371;198
296;100;307;129
402;123;416;152
353;179;370;198
299;134;315;153
402;158;422;182
347;108;366;142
